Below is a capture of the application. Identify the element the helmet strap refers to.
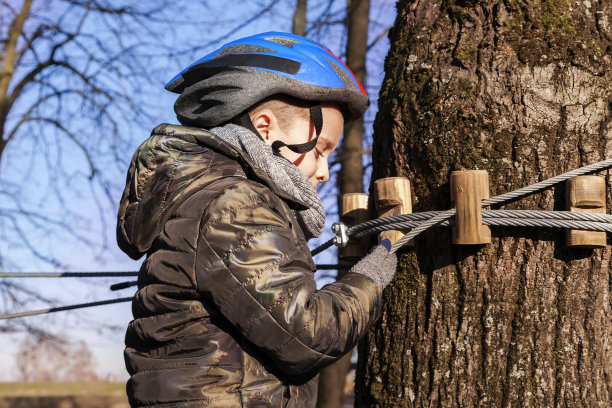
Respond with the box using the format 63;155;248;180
238;103;323;154
271;103;323;154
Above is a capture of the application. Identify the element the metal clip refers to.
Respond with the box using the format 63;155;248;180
331;222;349;247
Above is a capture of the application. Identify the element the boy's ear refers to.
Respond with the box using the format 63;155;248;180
250;109;276;144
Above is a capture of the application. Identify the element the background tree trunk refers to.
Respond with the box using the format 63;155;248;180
292;0;307;36
338;0;370;196
318;1;371;407
356;0;612;406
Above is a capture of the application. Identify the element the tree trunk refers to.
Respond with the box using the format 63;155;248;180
356;0;612;407
292;0;307;37
338;0;370;197
317;1;371;407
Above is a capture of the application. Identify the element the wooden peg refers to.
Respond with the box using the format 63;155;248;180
374;177;412;245
339;193;370;262
450;170;491;245
566;175;607;248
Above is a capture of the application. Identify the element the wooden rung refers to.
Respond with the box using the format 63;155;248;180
339;193;370;262
566;175;607;248
374;177;412;245
450;170;491;245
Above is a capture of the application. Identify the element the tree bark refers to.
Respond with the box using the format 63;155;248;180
317;1;371;407
356;0;612;407
292;0;307;37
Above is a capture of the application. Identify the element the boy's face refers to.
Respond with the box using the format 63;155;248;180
252;104;344;189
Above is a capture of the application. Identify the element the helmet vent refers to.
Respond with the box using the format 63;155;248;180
264;36;299;48
327;59;358;91
216;44;276;57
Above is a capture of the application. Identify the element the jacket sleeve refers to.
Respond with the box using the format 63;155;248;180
194;179;383;377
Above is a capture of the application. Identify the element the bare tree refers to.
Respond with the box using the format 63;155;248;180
17;333;98;382
1;0;186;269
0;0;231;327
0;0;308;272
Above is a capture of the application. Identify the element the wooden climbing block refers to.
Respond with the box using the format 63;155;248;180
374;177;412;245
566;175;607;248
339;193;370;262
450;170;491;245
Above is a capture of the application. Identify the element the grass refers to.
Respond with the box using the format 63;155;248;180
0;382;125;397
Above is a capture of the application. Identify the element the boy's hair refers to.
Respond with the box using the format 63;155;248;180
249;95;311;134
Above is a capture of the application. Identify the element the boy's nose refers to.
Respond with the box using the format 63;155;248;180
316;157;330;183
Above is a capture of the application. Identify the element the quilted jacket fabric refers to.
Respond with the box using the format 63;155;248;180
117;124;382;407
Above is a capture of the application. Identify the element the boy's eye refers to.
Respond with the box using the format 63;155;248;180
316;142;331;156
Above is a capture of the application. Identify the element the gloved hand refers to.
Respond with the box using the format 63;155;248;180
349;239;397;289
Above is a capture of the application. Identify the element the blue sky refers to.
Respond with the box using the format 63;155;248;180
0;0;396;381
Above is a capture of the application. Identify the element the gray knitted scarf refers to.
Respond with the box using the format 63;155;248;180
210;123;325;239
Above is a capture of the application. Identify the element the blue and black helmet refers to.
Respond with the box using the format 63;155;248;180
166;32;369;138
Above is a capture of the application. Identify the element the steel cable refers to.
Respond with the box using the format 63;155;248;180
481;159;612;206
0;271;138;278
310;238;335;257
481;210;612;222
484;218;612;231
0;297;133;320
351;210;612;239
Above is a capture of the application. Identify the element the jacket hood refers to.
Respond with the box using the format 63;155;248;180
116;123;309;260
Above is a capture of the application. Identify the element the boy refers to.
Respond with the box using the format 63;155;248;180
117;32;397;407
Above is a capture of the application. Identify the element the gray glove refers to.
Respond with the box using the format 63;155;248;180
349;239;397;289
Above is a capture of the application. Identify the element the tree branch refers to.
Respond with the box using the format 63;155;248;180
26;116;97;179
0;0;33;103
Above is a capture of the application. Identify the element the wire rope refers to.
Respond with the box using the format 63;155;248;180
0;297;133;320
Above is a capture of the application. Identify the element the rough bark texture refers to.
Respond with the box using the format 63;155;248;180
356;0;612;407
317;2;371;407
